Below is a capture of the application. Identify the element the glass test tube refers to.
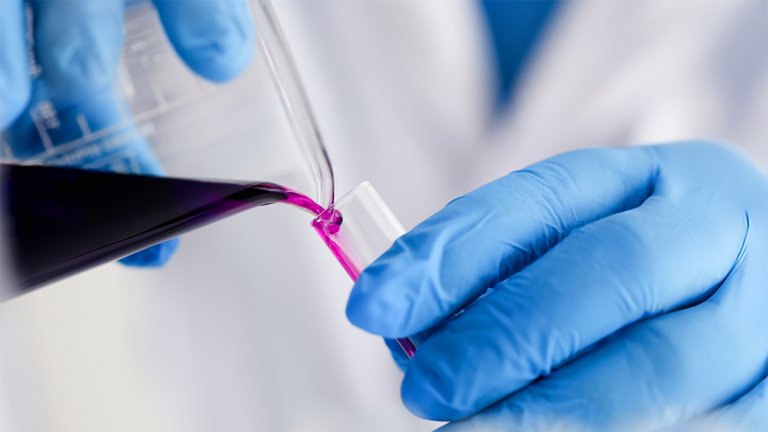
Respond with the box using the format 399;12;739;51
312;181;417;358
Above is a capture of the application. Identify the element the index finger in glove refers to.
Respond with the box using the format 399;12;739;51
348;147;656;338
31;0;125;106
153;0;254;82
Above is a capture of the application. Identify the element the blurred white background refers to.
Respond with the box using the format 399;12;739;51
1;0;766;431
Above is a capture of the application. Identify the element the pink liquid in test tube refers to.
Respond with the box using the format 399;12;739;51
273;185;416;358
310;195;417;359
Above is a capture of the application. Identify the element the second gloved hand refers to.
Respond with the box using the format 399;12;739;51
348;142;768;431
1;0;255;266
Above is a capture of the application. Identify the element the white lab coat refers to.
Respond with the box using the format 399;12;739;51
1;1;766;431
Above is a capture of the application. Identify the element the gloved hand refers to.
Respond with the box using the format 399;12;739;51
348;142;768;431
1;0;254;265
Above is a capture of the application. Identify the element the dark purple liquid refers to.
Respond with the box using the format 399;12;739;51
2;164;295;291
1;163;416;357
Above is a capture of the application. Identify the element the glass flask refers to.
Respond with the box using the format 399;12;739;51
0;0;418;357
1;0;333;292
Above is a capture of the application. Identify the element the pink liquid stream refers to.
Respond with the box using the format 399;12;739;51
281;190;417;359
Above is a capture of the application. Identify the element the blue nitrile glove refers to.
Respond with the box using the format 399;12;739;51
1;0;254;266
348;142;768;431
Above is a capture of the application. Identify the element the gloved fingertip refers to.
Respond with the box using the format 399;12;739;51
347;264;414;338
154;0;255;83
186;39;255;83
346;281;392;335
402;361;464;422
119;238;180;267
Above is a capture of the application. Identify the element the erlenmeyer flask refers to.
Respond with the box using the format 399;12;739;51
1;1;333;294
